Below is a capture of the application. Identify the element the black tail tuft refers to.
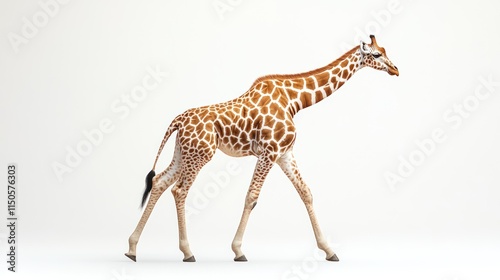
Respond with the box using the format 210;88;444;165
141;170;156;208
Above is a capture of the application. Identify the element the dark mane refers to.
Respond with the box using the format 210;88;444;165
251;46;359;86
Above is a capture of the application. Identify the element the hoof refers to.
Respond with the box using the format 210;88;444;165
183;255;196;262
326;254;339;262
124;253;136;262
234;255;248;262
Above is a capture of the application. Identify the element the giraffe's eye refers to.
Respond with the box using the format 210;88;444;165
373;53;382;58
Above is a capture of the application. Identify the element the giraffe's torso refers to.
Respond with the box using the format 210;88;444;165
174;80;297;159
169;48;372;162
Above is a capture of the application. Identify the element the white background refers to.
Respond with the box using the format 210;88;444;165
1;0;499;279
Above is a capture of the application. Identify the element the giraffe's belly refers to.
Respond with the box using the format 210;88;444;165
218;142;253;157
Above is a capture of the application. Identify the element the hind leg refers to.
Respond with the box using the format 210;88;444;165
125;146;181;261
171;151;215;262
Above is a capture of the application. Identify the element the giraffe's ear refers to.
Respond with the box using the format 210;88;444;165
360;41;372;55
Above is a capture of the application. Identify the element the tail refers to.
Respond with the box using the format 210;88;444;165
141;119;180;208
141;170;156;207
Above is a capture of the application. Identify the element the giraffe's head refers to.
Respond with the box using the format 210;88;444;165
359;35;399;76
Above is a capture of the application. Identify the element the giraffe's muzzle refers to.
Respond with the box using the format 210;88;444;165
388;65;399;76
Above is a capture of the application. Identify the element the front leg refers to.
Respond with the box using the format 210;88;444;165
277;151;338;261
231;155;275;261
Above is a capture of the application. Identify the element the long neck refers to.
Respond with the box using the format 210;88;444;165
284;46;363;115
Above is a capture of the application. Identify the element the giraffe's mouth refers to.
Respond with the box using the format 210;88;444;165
388;65;399;76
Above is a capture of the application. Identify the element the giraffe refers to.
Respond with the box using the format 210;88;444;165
125;35;398;262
